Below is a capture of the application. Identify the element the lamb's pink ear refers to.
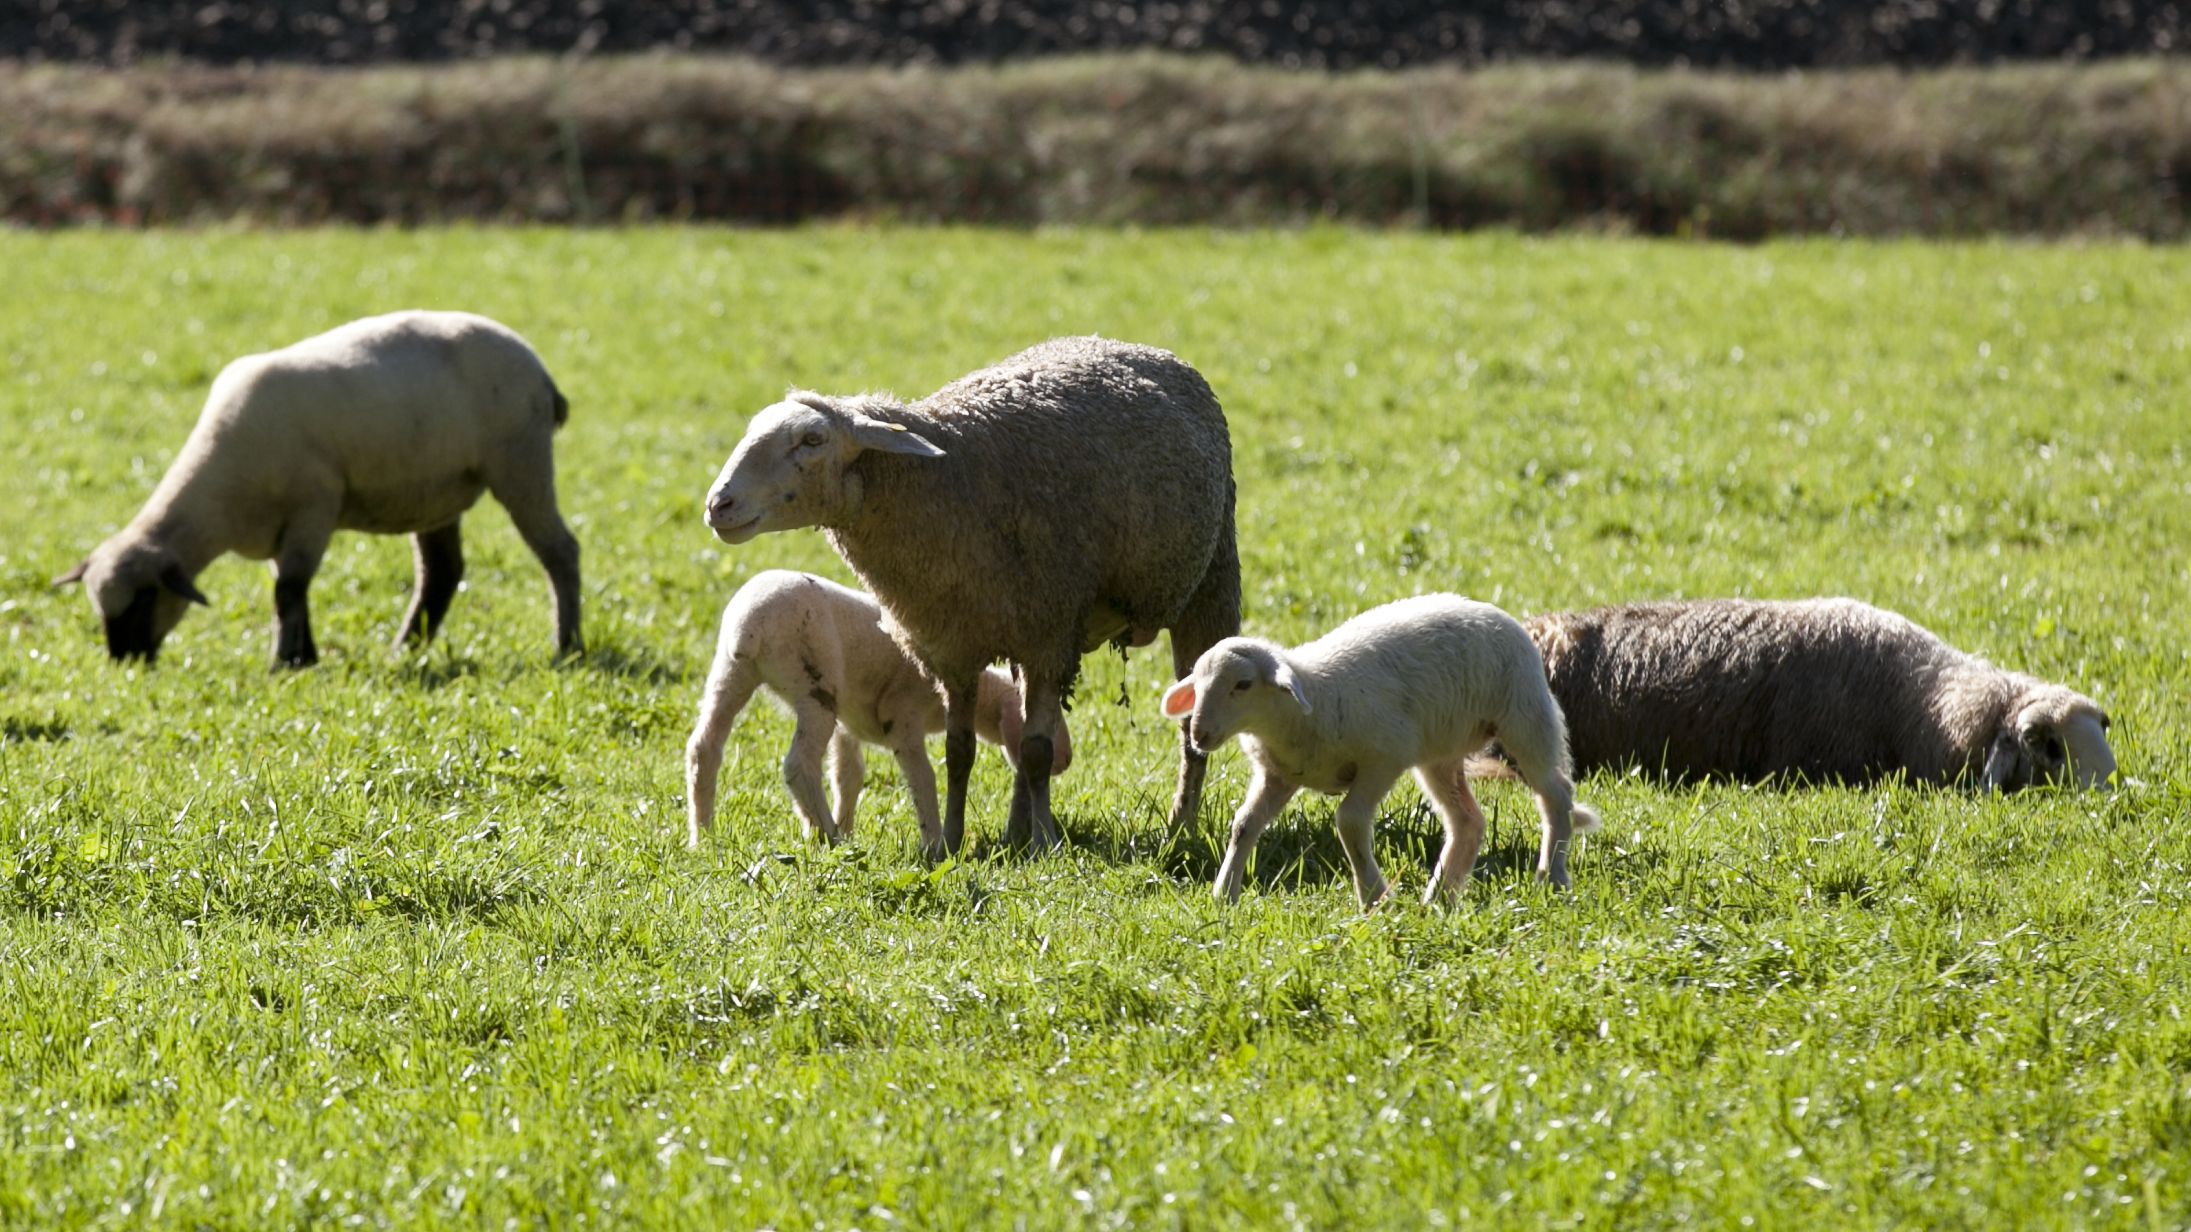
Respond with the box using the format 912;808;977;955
848;414;945;459
1160;679;1197;719
52;559;90;587
1271;663;1312;714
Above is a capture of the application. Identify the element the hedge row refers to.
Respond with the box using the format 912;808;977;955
5;55;2189;236
10;1;2189;70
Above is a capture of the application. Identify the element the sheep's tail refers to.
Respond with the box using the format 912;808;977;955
548;378;570;429
1570;801;1602;833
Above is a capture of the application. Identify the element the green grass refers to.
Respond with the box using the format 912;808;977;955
1;227;2188;1228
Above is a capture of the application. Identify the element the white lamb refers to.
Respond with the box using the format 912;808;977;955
1160;594;1600;909
685;570;1071;856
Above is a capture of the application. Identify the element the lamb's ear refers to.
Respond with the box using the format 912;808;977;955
847;414;945;459
1981;731;2027;792
1270;662;1312;714
158;562;209;606
52;559;90;587
1160;679;1197;719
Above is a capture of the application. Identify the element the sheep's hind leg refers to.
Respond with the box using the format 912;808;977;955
1164;521;1242;833
827;726;864;840
486;445;583;658
395;521;464;650
939;675;980;857
1004;672;1066;852
1415;760;1489;906
892;742;948;863
1332;771;1402;911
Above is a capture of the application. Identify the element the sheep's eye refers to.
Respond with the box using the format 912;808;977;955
799;432;826;449
1232;679;1251;693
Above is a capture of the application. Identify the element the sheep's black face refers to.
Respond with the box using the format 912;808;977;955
103;586;163;664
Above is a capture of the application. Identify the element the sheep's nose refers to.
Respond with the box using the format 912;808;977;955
705;493;737;522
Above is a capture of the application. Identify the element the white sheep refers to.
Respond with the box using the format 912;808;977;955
1517;597;2117;789
684;570;1071;856
702;336;1237;856
56;310;581;667
1160;593;1601;909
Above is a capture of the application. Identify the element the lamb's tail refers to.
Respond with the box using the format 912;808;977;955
548;379;570;429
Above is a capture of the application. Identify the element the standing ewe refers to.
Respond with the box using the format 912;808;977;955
1520;597;2115;789
56;311;581;667
702;336;1238;856
1160;594;1601;909
685;570;1072;856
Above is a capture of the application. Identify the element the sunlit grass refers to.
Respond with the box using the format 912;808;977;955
1;227;2187;1227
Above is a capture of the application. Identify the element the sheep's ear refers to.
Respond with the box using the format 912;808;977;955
1270;663;1312;714
53;559;90;587
158;563;209;606
1160;679;1197;719
848;414;945;459
1981;732;2027;792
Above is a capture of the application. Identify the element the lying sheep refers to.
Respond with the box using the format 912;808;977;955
56;311;582;667
1160;594;1601;909
703;336;1237;856
684;570;1071;856
1517;597;2115;789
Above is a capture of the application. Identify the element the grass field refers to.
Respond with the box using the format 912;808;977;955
2;227;2188;1228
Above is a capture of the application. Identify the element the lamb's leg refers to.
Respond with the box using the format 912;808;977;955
827;726;865;840
892;742;948;863
1500;713;1586;889
486;445;583;658
1332;771;1402;911
269;508;337;670
1004;673;1065;852
684;651;761;849
1164;511;1241;832
1415;760;1489;906
1528;774;1582;889
395;521;464;650
939;675;979;856
1212;764;1297;903
782;700;842;845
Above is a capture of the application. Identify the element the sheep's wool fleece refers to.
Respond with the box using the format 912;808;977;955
1529;597;2046;785
827;336;1234;684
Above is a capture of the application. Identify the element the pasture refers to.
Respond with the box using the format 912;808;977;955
1;227;2187;1227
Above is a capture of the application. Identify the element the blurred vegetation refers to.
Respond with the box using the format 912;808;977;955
4;54;2191;236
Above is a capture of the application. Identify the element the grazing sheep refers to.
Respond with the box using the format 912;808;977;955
702;336;1238;856
1515;597;2115;789
684;570;1072;856
55;311;581;668
1160;594;1601;909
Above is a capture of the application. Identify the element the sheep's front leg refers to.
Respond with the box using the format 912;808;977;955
1415;760;1489;907
827;726;865;840
1004;673;1065;852
684;651;761;849
395;521;464;650
269;509;337;669
781;701;842;845
1332;771;1402;911
939;676;979;857
1213;764;1297;903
